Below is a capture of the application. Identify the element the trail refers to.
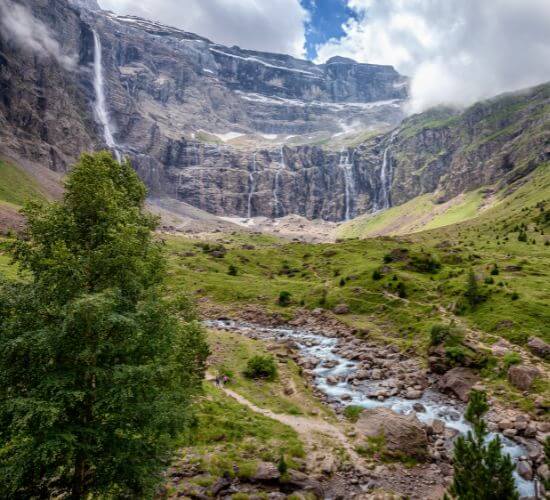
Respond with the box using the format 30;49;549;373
206;374;366;472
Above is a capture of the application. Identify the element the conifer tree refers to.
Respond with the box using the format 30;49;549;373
0;152;209;498
447;390;518;499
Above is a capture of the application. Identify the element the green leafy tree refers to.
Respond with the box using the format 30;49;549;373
0;152;209;498
447;390;518;499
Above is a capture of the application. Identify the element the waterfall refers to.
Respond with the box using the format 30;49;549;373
92;30;121;162
377;130;398;210
339;149;355;221
247;152;256;219
273;147;284;218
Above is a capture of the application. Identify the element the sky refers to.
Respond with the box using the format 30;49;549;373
99;0;550;112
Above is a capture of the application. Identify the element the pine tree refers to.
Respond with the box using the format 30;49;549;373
447;390;518;499
0;152;209;498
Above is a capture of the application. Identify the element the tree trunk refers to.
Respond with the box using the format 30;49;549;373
71;451;86;500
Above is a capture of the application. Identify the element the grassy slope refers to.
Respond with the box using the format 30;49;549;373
0;159;47;207
337;189;490;238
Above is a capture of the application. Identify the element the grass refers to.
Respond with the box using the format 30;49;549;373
0;159;47;207
176;384;305;480
337;189;486;238
207;328;333;417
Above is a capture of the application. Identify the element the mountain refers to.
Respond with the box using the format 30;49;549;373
0;0;548;223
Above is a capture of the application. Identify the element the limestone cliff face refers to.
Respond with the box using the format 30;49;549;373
0;0;547;222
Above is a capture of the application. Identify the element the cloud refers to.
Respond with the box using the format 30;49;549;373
315;0;550;112
99;0;309;58
0;0;76;70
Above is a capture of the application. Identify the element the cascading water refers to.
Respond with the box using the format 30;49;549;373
377;130;399;210
92;30;121;162
247;152;256;219
206;319;536;498
272;147;285;218
339;149;355;221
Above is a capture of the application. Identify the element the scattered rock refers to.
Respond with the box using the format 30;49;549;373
507;365;540;391
537;464;549;482
527;336;550;359
405;388;423;399
437;367;479;402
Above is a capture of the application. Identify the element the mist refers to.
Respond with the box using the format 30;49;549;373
0;0;76;70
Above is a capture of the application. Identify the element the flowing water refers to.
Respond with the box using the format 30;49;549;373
339;149;355;221
377;130;399;210
206;319;536;497
92;30;121;162
247;152;256;218
273;147;284;218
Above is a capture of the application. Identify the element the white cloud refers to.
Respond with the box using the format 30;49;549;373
0;0;76;70
99;0;309;58
315;0;550;112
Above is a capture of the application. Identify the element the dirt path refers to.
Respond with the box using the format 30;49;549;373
206;374;367;472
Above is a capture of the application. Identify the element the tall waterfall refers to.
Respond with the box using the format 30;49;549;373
339;149;355;221
247;152;256;218
377;130;398;210
92;30;121;162
273;147;284;218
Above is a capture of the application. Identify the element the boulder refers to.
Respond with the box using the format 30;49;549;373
527;336;550;359
508;365;540;391
286;470;323;496
333;303;350;315
355;407;428;459
537;464;549;482
517;460;533;481
405;388;423;399
437;367;479;402
251;462;280;482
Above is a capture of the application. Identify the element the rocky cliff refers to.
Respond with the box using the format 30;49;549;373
0;0;548;222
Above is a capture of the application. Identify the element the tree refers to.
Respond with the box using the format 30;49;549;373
0;152;209;498
464;268;484;308
447;390;518;499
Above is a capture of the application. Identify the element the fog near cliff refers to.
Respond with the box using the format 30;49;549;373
0;0;76;70
315;0;550;113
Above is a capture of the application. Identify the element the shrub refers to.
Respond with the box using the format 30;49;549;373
502;352;521;371
277;455;288;475
464;269;485;308
278;291;291;306
484;276;494;284
408;253;441;273
490;264;500;275
339;277;346;287
228;264;238;276
244;355;277;381
510;292;519;301
343;405;364;422
430;324;451;346
396;281;407;298
372;269;382;280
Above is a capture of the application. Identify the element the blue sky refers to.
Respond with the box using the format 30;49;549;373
300;0;356;59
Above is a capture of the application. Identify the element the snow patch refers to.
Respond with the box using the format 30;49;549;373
209;48;322;78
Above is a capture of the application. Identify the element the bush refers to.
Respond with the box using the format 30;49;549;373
396;281;407;298
278;291;291;306
228;264;238;276
430;324;451;346
518;231;528;242
277;455;288;475
484;276;494;284
502;352;521;371
490;264;500;276
343;405;364;422
244;355;277;381
372;269;382;280
408;253;441;273
510;292;519;301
